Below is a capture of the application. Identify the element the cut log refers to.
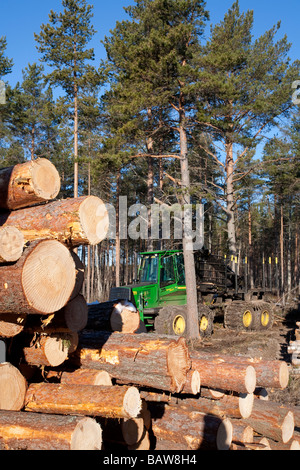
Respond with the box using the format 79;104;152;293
0;363;27;411
86;300;141;334
0;158;60;210
61;369;112;386
178;393;254;419
269;439;300;450
0;195;109;247
128;429;150;450
121;417;145;446
190;352;256;394
195;352;289;390
148;403;232;450
0;313;26;338
51;295;88;333
0;411;102;450
244;399;295;444
0;240;77;315
230;420;254;445
23;332;78;367
0;227;24;263
182;369;201;395
73;332;191;394
25;383;142;419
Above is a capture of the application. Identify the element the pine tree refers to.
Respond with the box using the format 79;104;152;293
102;0;209;339
194;0;300;259
35;0;100;197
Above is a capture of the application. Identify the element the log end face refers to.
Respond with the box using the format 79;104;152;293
245;365;256;394
123;386;142;418
282;411;294;444
216;418;233;450
279;362;289;390
0;227;24;262
79;196;109;245
32;158;61;201
71;417;102;450
22;240;76;314
238;392;254;419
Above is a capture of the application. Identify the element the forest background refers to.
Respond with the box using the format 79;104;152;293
0;0;299;308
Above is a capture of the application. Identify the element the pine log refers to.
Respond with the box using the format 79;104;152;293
148;403;233;450
25;383;142;419
230;420;254;445
86;300;142;334
0;227;24;263
0;411;102;450
268;439;300;450
0;240;77;315
48;295;88;333
0;158;60;210
0;363;27;411
128;429;150;450
61;368;112;386
73;331;191;394
244;399;295;444
194;352;289;389
0;195;109;247
181;369;201;395
23;332;78;367
190;352;256;394
121;417;145;446
0;313;26;338
178;393;254;420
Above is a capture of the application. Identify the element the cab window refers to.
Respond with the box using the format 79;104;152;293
139;256;158;282
160;256;176;287
175;253;186;285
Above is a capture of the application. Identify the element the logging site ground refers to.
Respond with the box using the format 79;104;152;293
192;306;300;407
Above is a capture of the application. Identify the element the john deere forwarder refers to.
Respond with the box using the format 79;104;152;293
109;249;274;337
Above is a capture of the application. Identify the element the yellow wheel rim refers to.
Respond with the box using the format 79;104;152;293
261;310;270;328
199;315;209;332
173;315;186;335
243;310;252;328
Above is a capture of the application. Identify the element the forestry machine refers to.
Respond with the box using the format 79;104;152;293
109;249;274;337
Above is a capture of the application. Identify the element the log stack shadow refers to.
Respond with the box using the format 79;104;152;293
0;158;299;451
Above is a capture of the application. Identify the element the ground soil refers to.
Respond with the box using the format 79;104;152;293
190;305;300;407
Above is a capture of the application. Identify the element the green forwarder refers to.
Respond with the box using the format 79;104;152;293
108;249;274;337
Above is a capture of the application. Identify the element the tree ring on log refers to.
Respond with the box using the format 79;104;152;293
216;418;233;450
70;416;103;450
123;386;142;418
0;227;24;262
30;158;60;201
282;411;295;444
22;240;76;314
79;196;109;245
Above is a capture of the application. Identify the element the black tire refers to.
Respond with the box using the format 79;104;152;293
198;305;215;337
154;305;188;336
224;302;256;331
252;301;274;331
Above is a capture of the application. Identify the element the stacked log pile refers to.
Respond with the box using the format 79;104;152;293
0;158;299;451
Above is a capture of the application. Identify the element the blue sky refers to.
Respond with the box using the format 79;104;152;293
0;0;299;87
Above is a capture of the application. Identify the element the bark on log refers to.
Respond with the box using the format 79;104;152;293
0;240;77;315
73;332;191;394
25;382;142;419
86;300;141;334
0;227;24;263
181;370;200;395
230;419;254;445
61;369;112;386
23;332;78;367
194;352;289;390
0;313;26;338
0;411;102;450
0;363;27;411
148;403;232;450
0;158;60;210
178;393;254;420
190;352;256;394
0;195;109;247
244;399;295;444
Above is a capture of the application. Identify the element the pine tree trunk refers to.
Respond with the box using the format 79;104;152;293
179;117;199;340
226;139;236;259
